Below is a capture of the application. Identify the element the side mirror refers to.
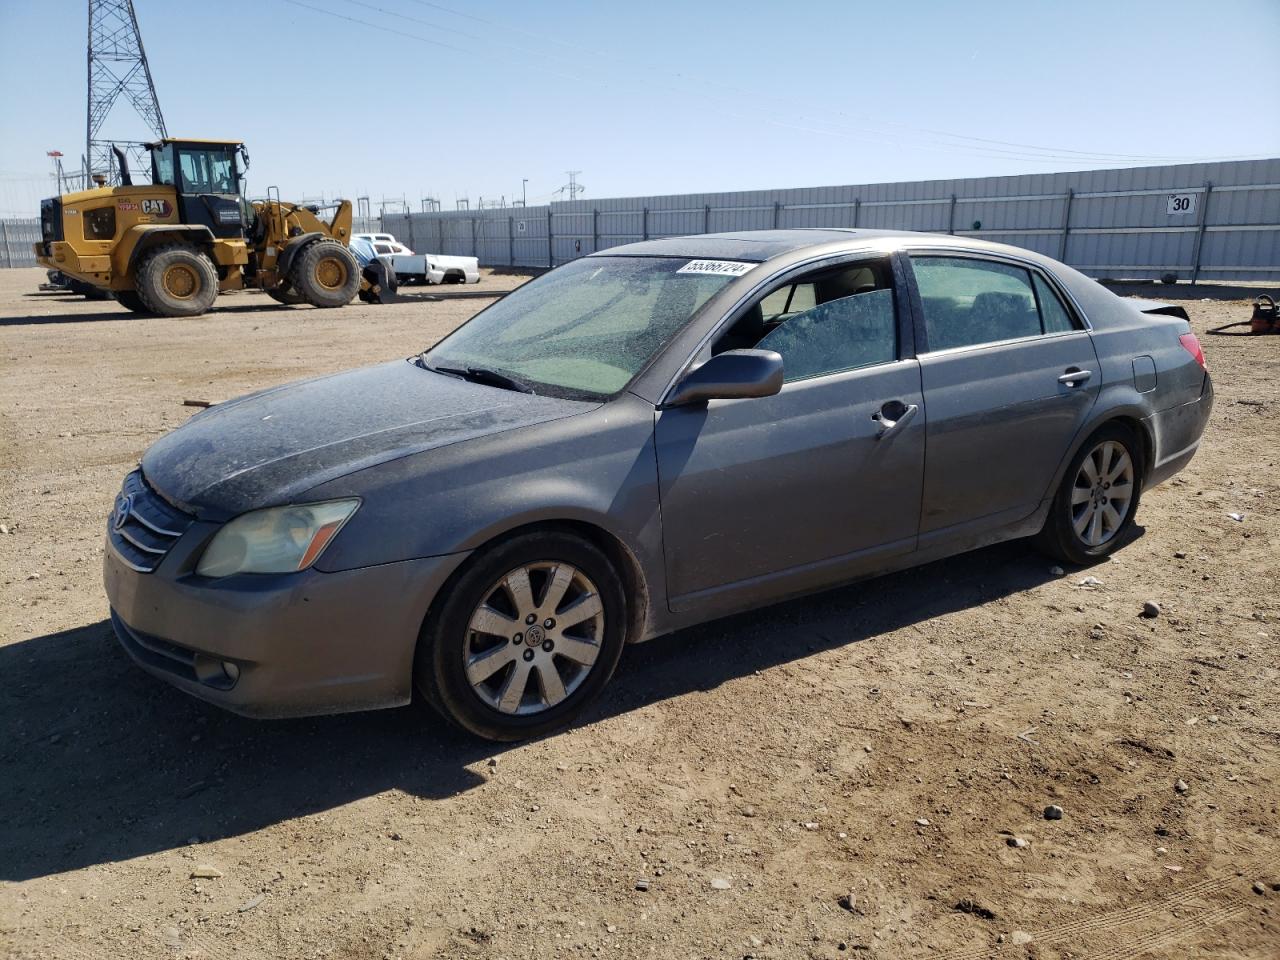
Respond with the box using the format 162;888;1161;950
665;349;784;407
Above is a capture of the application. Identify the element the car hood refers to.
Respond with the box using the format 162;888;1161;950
141;360;594;518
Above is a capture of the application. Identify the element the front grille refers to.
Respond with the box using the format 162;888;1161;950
107;469;193;573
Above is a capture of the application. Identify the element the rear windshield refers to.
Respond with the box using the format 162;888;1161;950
424;256;745;398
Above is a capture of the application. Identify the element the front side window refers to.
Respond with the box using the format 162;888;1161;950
914;256;1076;351
715;260;898;382
425;256;742;398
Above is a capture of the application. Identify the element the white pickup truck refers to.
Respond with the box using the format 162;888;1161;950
352;233;480;285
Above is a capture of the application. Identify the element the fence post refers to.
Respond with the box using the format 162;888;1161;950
508;216;515;266
471;217;477;258
948;194;957;235
0;220;10;268
592;208;599;252
547;208;553;267
773;201;781;229
642;207;649;241
437;216;444;255
1190;182;1213;285
1058;189;1074;263
703;204;710;234
852;198;860;229
406;214;417;254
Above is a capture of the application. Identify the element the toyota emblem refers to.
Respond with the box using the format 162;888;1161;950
113;494;133;532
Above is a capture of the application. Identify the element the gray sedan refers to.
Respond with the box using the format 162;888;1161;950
103;229;1213;740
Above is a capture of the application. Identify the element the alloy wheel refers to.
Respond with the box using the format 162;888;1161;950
1071;440;1135;547
463;562;605;715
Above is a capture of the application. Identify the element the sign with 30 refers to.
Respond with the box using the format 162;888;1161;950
1166;193;1197;216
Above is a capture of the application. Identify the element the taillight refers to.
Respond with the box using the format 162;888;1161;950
1179;333;1206;370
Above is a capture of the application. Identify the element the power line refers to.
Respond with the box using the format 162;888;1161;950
273;0;1276;198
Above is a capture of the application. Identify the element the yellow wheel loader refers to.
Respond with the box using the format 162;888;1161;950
34;139;396;317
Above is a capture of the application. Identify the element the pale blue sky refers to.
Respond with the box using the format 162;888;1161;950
1;0;1277;215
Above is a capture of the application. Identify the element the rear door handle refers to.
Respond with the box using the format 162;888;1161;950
872;401;918;439
1059;368;1092;387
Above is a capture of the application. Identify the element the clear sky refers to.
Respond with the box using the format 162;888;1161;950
1;0;1278;216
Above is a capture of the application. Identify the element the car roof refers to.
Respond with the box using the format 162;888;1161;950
587;228;1045;264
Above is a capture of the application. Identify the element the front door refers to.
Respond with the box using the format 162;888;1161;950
174;146;245;240
655;256;926;615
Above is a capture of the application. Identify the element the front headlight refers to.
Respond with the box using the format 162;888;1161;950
196;499;360;578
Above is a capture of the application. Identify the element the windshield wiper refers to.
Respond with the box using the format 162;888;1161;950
421;359;535;394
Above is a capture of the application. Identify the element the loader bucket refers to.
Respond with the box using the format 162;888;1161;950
358;257;399;304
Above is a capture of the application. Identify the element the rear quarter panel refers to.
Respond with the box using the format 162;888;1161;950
1054;265;1210;480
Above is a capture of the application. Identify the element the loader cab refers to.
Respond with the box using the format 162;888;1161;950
149;139;248;240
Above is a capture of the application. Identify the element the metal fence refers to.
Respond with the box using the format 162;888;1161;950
0;219;40;268
383;158;1280;283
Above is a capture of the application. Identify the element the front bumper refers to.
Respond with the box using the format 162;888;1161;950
104;537;469;718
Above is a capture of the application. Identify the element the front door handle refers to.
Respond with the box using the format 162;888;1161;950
872;400;918;439
1059;368;1092;387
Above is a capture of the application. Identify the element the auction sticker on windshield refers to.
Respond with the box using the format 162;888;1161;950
676;259;754;277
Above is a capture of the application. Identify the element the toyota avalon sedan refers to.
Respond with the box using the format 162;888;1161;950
103;229;1212;740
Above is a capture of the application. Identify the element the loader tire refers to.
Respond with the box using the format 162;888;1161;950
113;290;153;315
267;286;306;306
135;244;219;317
289;241;360;308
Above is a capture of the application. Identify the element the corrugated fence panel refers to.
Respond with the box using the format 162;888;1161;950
0;219;40;268
19;161;1276;277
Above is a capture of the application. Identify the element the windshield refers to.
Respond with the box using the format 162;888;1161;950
424;256;745;398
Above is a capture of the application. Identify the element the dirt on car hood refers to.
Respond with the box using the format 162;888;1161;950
141;359;593;518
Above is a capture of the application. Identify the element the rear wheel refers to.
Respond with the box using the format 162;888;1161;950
113;290;153;314
1036;424;1142;566
135;244;219;317
415;531;628;741
289;241;360;308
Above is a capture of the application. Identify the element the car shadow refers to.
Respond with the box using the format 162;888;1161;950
0;534;1132;882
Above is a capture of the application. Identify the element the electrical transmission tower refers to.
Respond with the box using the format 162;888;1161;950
87;0;167;185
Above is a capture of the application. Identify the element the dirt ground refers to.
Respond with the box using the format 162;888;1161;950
0;266;1277;960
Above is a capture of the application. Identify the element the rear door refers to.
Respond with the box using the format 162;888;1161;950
907;252;1100;541
654;254;926;614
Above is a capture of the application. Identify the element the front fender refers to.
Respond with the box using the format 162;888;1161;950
304;395;671;636
122;225;216;275
277;232;325;278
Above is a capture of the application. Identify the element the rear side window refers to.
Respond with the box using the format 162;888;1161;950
914;256;1081;350
1034;274;1076;334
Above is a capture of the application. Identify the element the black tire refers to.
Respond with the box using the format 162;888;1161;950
113;290;153;314
414;531;629;741
135;244;219;317
289;240;360;308
266;286;305;306
1035;423;1144;566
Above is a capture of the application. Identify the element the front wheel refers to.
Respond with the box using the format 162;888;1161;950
1036;424;1143;566
415;532;628;741
288;240;360;308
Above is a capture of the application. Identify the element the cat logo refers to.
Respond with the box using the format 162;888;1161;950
141;199;173;217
